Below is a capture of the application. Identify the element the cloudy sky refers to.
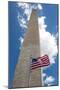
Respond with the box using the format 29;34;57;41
9;2;58;88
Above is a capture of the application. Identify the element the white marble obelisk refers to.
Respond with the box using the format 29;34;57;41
13;10;42;88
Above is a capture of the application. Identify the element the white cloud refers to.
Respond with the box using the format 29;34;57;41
38;16;47;29
42;73;47;77
42;72;55;85
38;16;46;25
38;4;43;10
19;37;24;44
38;17;58;64
24;8;32;20
17;13;27;28
20;18;27;28
17;2;32;21
31;3;43;10
19;37;24;50
17;2;43;10
17;2;29;9
44;76;55;85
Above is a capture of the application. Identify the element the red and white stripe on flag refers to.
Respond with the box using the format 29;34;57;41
31;55;50;70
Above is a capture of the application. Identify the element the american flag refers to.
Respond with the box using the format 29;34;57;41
31;55;50;70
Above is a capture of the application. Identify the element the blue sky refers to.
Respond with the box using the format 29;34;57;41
8;2;58;88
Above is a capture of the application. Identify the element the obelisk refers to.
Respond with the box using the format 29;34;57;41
13;10;42;88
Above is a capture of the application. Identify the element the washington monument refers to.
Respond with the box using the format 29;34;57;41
13;10;42;88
